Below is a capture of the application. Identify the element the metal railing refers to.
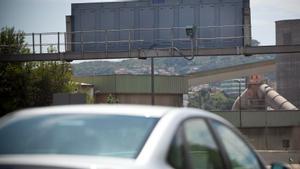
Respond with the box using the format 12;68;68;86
0;25;250;56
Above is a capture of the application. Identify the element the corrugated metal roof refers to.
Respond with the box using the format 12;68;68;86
73;75;188;94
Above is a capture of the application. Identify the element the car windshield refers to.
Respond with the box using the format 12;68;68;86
0;114;158;159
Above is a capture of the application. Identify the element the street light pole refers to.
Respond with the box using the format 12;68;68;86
140;44;156;106
151;57;154;105
234;79;242;127
238;80;242;127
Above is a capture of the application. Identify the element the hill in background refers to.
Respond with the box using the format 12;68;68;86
71;55;275;77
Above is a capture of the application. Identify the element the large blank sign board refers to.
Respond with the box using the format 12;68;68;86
71;0;248;52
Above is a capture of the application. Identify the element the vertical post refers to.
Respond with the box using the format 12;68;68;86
128;30;131;57
195;28;198;54
57;32;60;53
190;38;196;58
238;80;242;127
234;79;242;127
171;28;174;56
105;30;108;57
264;108;269;150
32;33;35;54
66;16;72;52
198;91;201;109
39;33;42;54
80;31;84;56
151;57;154;105
191;39;194;57
64;32;67;52
243;7;252;46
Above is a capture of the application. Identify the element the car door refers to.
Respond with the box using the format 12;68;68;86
209;120;266;169
167;118;225;169
167;118;265;169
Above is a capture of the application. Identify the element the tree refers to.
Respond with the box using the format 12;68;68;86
210;92;235;111
188;89;211;109
29;61;75;106
0;27;74;116
0;27;27;55
0;27;32;115
188;89;234;111
251;39;260;46
106;94;119;104
47;45;57;53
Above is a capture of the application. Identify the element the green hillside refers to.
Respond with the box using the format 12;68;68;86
71;55;275;77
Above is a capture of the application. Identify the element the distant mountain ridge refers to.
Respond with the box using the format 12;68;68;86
71;55;275;77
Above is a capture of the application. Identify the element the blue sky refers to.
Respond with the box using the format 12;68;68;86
0;0;300;45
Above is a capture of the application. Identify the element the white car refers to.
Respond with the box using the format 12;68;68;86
0;105;288;169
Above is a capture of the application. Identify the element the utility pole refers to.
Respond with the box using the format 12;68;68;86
151;57;154;105
238;80;242;127
234;79;242;127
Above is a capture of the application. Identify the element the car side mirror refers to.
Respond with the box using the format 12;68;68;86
271;162;290;169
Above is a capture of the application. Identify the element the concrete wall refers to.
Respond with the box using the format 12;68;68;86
214;110;300;128
214;111;300;151
240;127;300;150
73;75;188;94
257;150;300;165
53;93;87;105
95;93;183;107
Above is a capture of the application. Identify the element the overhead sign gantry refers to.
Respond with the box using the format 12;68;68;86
1;0;300;62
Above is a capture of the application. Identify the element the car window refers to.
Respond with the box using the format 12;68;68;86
184;119;223;169
212;121;262;169
0;114;158;159
167;126;185;169
168;119;223;169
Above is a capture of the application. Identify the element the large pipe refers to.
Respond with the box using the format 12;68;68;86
258;84;298;110
231;89;248;111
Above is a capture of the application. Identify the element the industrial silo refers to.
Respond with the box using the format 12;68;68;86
276;19;300;108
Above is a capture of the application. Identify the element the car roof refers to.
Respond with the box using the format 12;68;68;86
6;105;231;126
8;104;230;119
9;104;176;119
4;105;232;129
0;155;135;169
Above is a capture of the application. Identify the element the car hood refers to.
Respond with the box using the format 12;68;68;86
0;155;136;169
